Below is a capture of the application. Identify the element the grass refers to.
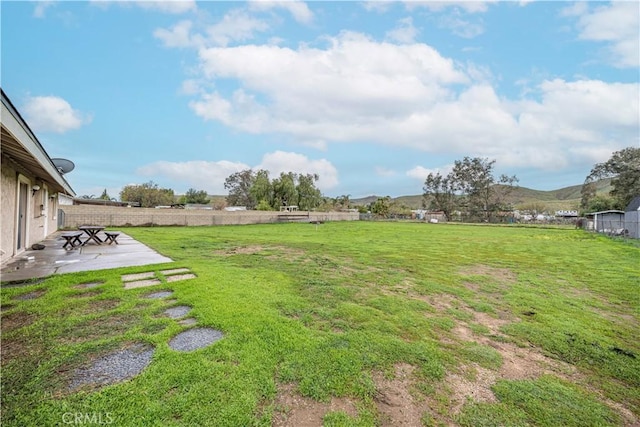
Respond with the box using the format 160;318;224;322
1;221;638;426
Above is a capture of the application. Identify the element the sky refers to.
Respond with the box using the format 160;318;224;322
2;0;639;200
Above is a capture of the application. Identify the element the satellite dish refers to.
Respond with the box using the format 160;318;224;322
51;158;75;175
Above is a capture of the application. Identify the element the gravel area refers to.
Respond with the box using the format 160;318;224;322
168;328;224;352
68;343;154;391
164;305;192;318
144;291;174;299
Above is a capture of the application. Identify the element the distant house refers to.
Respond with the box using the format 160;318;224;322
1;89;75;263
587;210;625;234
625;196;640;239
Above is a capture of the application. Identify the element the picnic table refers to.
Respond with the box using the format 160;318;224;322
79;225;105;246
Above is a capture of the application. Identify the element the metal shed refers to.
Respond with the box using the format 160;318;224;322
625;196;640;239
588;210;625;235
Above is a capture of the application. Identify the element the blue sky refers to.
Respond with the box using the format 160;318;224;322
2;1;638;199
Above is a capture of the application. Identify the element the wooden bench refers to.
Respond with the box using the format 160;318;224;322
104;231;121;245
61;232;83;250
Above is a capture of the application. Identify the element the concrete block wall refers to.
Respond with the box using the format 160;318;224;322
60;205;358;228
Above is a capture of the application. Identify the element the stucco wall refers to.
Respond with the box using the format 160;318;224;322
60;205;359;228
1;156;62;263
1;156;17;263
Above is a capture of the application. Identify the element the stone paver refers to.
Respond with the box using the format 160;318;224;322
144;291;174;299
122;272;156;282
160;268;191;275
166;274;196;283
164;305;192;319
124;279;162;290
168;328;223;352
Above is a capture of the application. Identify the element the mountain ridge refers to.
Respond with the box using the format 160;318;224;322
350;179;613;211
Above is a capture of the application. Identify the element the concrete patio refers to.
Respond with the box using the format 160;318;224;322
0;231;173;283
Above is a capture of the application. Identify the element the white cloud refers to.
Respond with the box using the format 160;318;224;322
176;29;636;179
569;1;639;68
33;1;56;18
137;160;250;194
249;0;314;24
406;165;453;181
362;1;394;13
136;152;338;194
256;151;339;190
134;1;196;14
22;95;91;134
386;17;419;44
90;0;197;14
406;1;496;14
154;20;199;48
205;9;270;47
438;13;484;39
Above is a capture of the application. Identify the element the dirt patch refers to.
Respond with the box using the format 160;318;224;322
14;290;46;301
61;313;139;344
1;311;36;331
459;265;517;287
72;290;102;298
373;363;430;426
272;383;358;427
213;245;265;256
76;299;121;315
445;364;499;414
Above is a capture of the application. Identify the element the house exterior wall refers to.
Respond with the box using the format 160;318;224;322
1;155;62;264
625;211;640;238
60;205;359;228
1;156;18;264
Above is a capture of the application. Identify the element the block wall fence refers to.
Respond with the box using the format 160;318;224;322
60;205;359;228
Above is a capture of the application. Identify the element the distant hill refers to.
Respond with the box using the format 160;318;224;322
351;179;613;211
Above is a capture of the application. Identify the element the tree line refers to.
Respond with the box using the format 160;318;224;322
224;169;322;210
110;148;638;217
422;157;518;222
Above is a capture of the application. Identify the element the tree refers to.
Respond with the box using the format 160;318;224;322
249;169;273;209
184;188;210;204
272;172;298;208
452;157;518;222
371;196;391;218
99;189;111;200
422;172;458;221
224;169;256;208
296;173;322;210
583;194;617;214
582;147;640;209
120;181;175;207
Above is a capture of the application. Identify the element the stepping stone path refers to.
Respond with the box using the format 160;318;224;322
164;305;192;319
122;268;196;289
144;291;174;299
68;343;154;391
169;328;224;352
59;269;224;393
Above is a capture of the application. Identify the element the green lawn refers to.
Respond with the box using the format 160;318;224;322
2;222;639;426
